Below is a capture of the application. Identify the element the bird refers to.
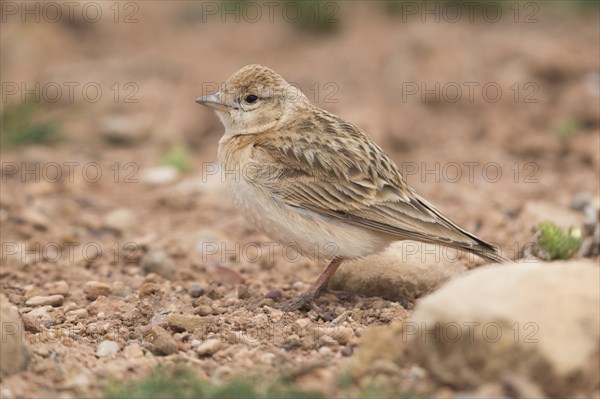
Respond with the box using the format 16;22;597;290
196;64;508;315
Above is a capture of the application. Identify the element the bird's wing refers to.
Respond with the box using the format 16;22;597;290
248;126;493;252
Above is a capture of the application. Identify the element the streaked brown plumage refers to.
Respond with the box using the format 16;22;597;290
196;64;507;316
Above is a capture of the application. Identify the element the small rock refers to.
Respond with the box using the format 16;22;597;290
264;289;282;299
84;281;112;300
140;250;176;280
44;281;69;296
25;295;64;307
341;346;353;357
140;166;179;185
330;241;466;305
331;327;354;345
1;295;29;375
103;208;135;233
138;282;162;298
237;284;250;299
96;340;119;357
24;286;45;299
87;296;119;316
206;264;244;285
167;314;204;332
21;208;51;229
196;339;222;357
318;347;332;357
98;114;150;146
25;306;54;321
145;326;178;356
123;343;144;359
189;284;205;298
194;305;212;316
152;334;178;356
66;309;89;320
63;302;79;312
21;314;43;333
571;192;592;211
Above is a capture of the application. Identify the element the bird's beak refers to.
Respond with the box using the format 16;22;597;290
195;93;229;111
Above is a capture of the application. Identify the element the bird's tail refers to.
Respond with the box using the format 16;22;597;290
469;244;511;264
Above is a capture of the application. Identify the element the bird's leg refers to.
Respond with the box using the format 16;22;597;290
274;258;344;313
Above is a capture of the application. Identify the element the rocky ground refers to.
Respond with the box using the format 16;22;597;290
1;2;599;398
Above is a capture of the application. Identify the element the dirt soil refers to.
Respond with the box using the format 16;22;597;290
1;2;599;398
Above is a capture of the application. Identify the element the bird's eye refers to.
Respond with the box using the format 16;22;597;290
244;94;258;104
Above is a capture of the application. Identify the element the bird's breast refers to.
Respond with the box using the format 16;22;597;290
217;136;390;261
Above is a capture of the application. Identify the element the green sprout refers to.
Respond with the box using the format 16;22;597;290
556;119;579;140
159;144;192;173
1;101;62;147
103;367;324;399
537;221;582;260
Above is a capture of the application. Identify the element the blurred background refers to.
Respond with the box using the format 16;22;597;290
1;1;599;398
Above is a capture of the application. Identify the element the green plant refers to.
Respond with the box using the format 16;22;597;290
0;101;62;147
159;144;192;173
537;221;582;260
103;367;324;399
556;119;580;140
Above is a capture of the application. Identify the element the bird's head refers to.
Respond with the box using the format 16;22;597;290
196;64;309;135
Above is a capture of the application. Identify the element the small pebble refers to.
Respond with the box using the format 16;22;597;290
84;281;112;300
194;305;212;316
66;309;89;320
25;295;64;307
103;208;135;232
167;314;204;332
341;346;353;357
332;327;354;345
123;343;144;359
237;284;250;299
318;346;332;357
96;340;119;357
571;192;591;211
154;334;179;355
140;250;176;280
45;281;69;296
264;289;282;299
196;339;222;357
189;284;205;298
138;282;162;298
140;166;179;185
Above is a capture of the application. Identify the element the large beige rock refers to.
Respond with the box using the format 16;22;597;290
404;260;599;398
330;241;467;305
1;294;29;375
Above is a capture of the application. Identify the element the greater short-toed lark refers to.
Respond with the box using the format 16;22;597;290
196;64;507;314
